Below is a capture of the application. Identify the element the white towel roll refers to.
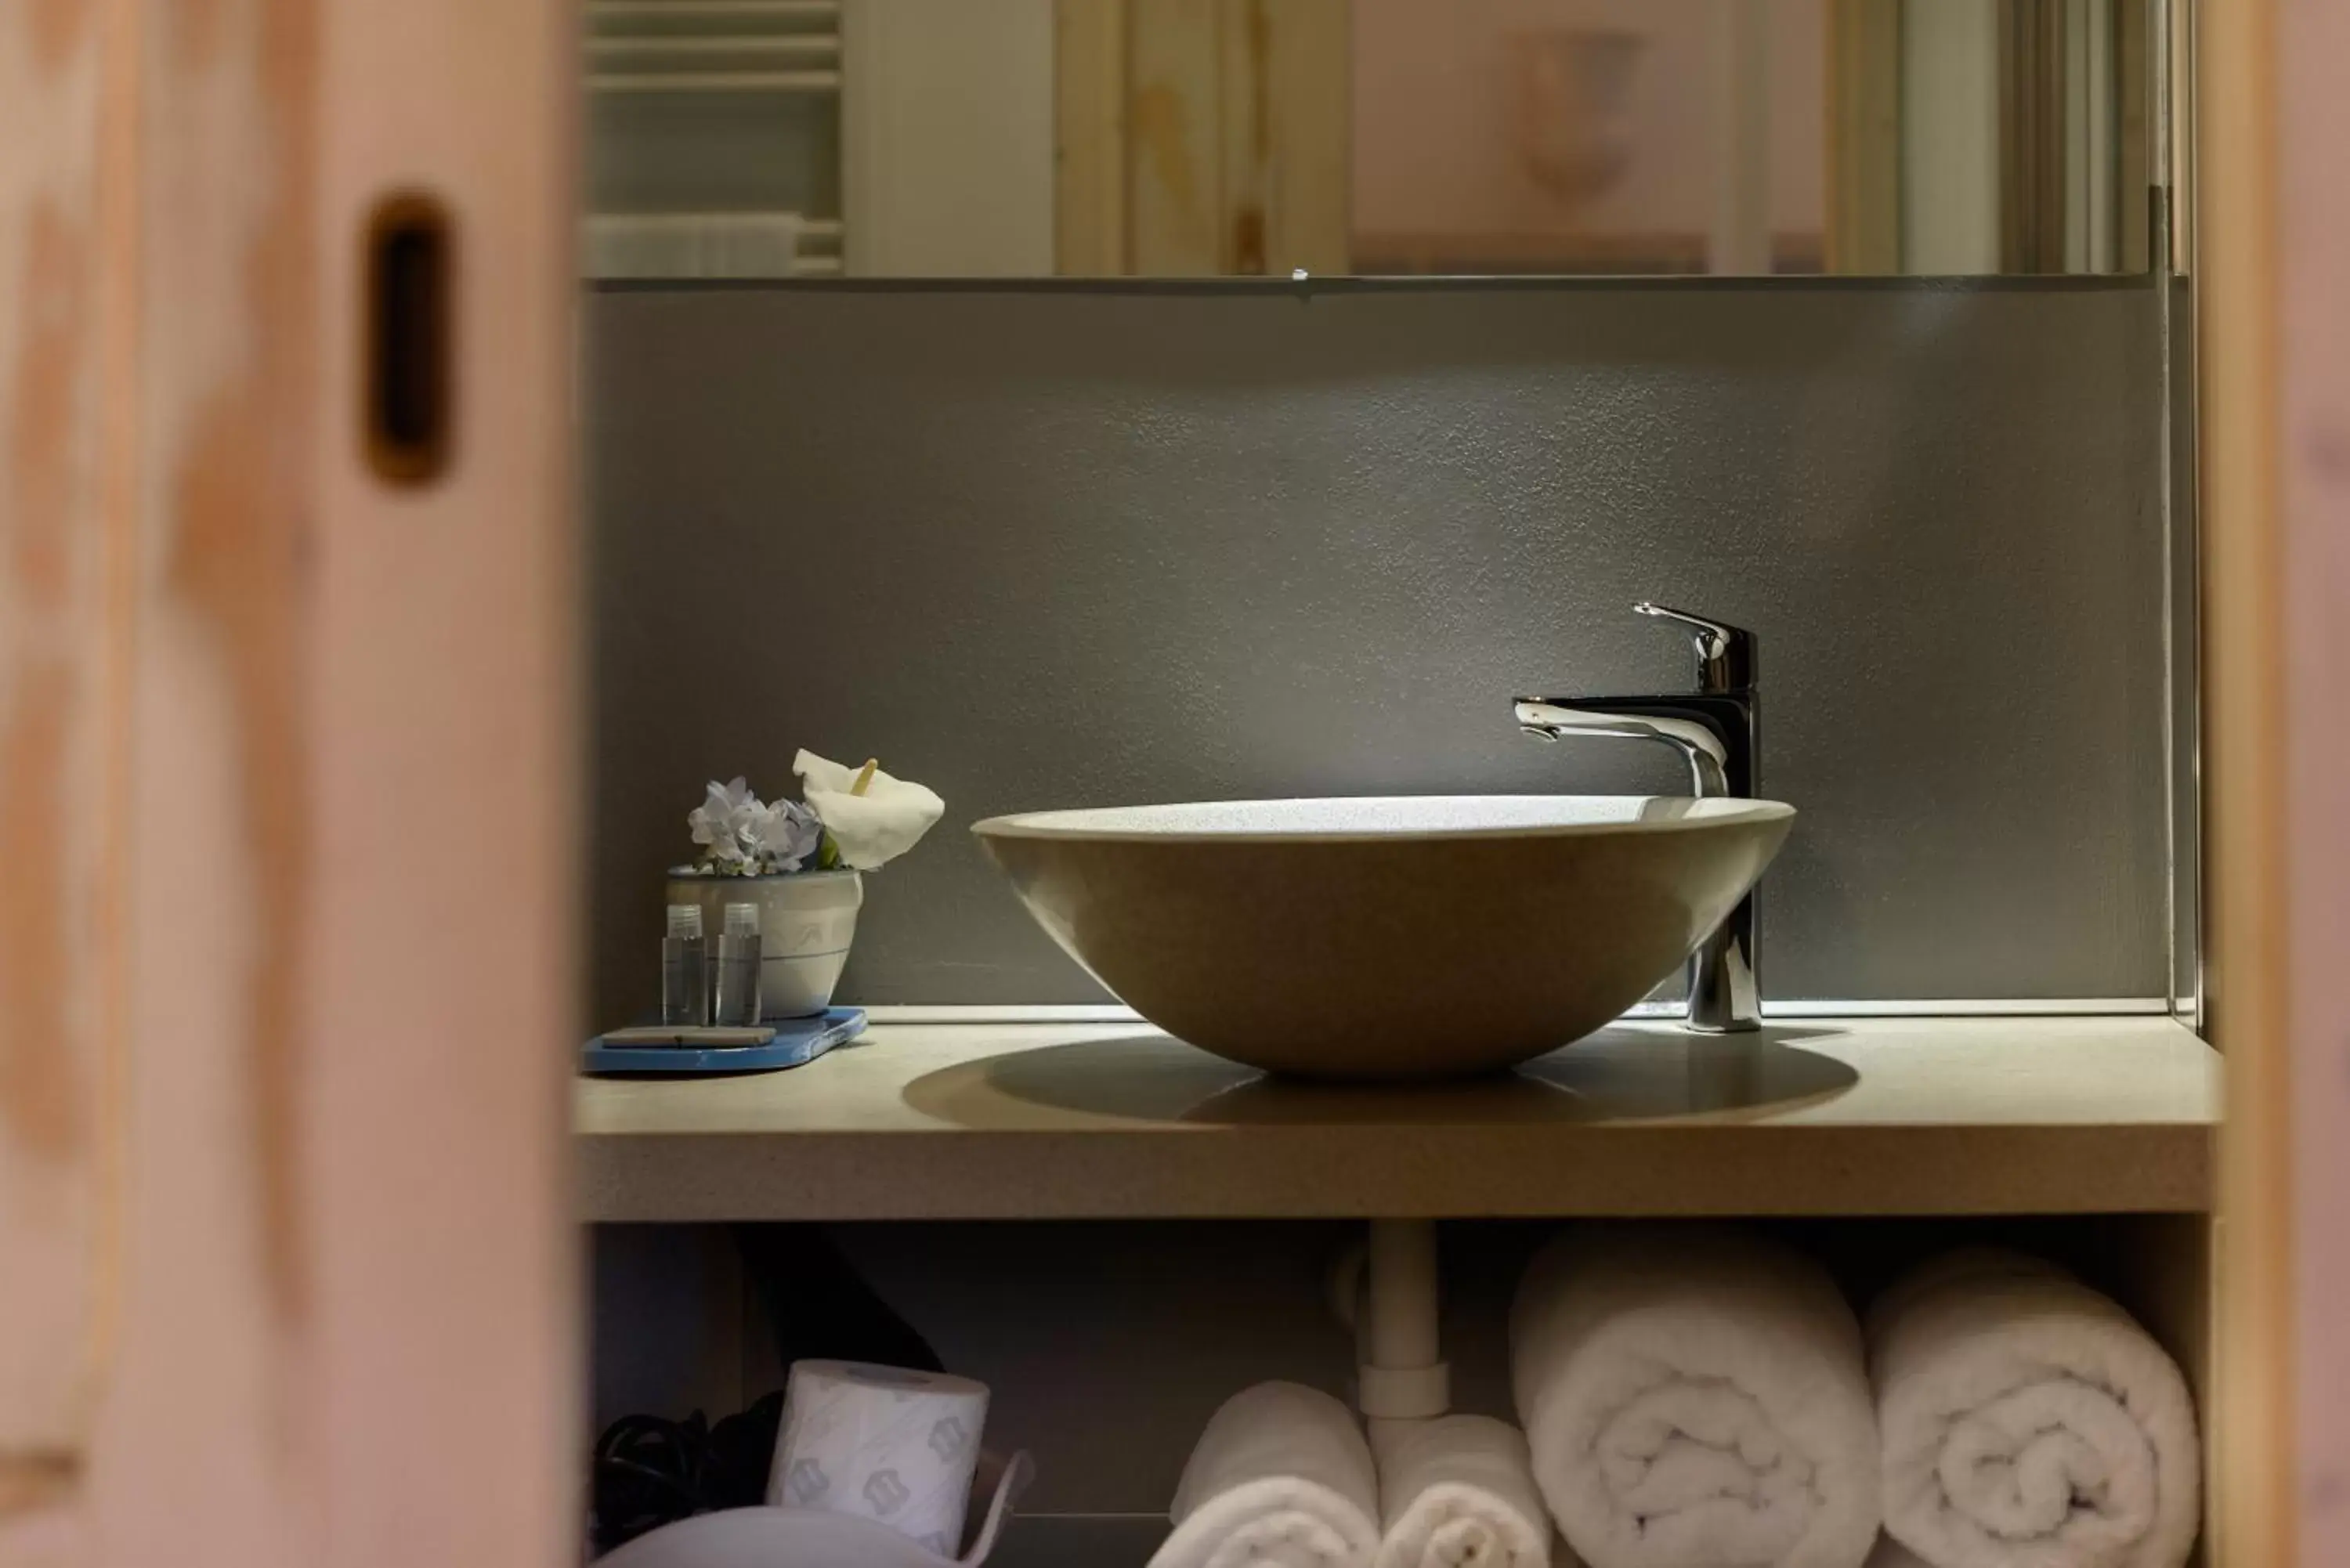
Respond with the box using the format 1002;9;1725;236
1867;1251;2200;1568
1372;1415;1551;1568
1511;1227;1880;1568
1153;1382;1382;1568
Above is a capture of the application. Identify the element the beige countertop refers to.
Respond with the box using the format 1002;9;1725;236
575;1013;2218;1222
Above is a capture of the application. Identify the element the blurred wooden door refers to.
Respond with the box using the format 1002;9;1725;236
0;3;577;1565
2204;2;2350;1566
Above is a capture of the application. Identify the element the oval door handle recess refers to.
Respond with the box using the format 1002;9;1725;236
363;193;454;485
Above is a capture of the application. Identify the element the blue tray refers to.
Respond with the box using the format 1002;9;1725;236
580;1007;866;1075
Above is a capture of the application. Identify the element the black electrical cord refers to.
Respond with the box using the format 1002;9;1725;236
590;1391;783;1552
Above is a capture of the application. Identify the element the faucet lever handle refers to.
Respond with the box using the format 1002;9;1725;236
1634;602;1755;693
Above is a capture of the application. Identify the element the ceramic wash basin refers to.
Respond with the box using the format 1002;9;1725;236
973;795;1795;1080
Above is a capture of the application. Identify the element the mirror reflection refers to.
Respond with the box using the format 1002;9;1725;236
584;0;2166;281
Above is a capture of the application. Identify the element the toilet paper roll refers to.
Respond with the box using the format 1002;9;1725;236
767;1360;992;1556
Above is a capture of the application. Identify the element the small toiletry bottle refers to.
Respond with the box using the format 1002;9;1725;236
661;903;710;1026
713;901;764;1027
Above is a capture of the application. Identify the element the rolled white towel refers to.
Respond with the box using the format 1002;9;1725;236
1867;1250;2200;1568
1152;1382;1382;1568
1372;1415;1551;1568
1511;1227;1879;1568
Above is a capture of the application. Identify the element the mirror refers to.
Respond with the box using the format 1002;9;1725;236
583;0;2169;281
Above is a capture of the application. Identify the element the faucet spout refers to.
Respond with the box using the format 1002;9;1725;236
1513;699;1733;797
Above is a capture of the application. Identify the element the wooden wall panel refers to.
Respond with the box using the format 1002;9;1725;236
1998;0;2071;272
2113;0;2152;273
89;2;331;1557
1127;0;1225;274
0;0;136;1525
1216;0;1269;275
1261;0;1350;277
2272;1;2350;1559
1080;0;1350;276
2200;0;2350;1563
0;2;577;1564
1054;0;1128;275
1826;0;1902;273
2201;0;2287;1559
306;2;580;1565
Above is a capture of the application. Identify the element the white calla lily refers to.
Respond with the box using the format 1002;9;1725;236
795;750;945;871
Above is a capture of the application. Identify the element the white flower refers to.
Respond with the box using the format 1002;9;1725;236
687;777;763;871
795;750;945;871
756;798;824;873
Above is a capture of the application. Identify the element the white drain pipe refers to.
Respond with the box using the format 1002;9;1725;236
1333;1219;1450;1432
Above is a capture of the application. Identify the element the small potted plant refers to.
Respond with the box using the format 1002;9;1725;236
666;751;943;1018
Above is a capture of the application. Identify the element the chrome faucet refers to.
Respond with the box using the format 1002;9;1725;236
1514;603;1762;1032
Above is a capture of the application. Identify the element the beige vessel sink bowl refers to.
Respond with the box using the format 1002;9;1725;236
973;795;1795;1081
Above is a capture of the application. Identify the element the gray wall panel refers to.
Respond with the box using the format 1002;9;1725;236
586;282;2165;1017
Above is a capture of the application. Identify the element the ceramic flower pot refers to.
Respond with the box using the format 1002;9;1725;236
665;869;863;1019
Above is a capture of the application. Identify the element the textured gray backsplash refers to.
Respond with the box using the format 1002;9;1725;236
586;280;2167;1018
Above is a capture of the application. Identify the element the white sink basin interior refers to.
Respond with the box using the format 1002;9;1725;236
982;795;1761;837
974;794;1795;1080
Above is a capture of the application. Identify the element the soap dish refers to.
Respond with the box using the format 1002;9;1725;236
580;1006;866;1075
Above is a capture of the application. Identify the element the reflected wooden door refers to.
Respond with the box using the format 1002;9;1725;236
1054;0;1350;276
0;3;577;1565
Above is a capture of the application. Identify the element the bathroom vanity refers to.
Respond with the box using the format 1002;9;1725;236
580;1011;2220;1566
